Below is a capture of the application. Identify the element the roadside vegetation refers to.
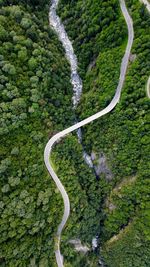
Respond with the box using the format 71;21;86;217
58;0;150;266
0;1;74;266
0;0;150;266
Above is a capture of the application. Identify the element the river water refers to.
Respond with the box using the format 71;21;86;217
49;0;93;168
48;1;134;266
49;1;105;265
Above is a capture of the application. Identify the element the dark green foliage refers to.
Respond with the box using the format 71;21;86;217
1;0;150;266
58;0;150;266
0;1;110;266
58;0;127;79
0;0;49;8
0;2;74;266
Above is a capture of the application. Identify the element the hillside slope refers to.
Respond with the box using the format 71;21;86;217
0;0;150;266
58;0;150;266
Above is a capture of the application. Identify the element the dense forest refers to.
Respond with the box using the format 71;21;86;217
0;0;150;267
0;0;74;266
58;0;150;266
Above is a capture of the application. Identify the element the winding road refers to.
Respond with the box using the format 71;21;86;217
44;0;134;266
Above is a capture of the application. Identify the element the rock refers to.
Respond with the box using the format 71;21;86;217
87;57;97;72
94;153;113;181
98;258;105;266
69;239;90;254
108;203;116;211
91;152;96;161
129;53;136;62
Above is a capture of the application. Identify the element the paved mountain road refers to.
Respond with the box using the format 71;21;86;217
44;0;134;266
146;77;150;98
141;0;150;13
140;1;150;98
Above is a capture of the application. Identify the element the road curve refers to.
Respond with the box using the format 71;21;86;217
146;76;150;98
140;0;150;13
44;0;134;266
